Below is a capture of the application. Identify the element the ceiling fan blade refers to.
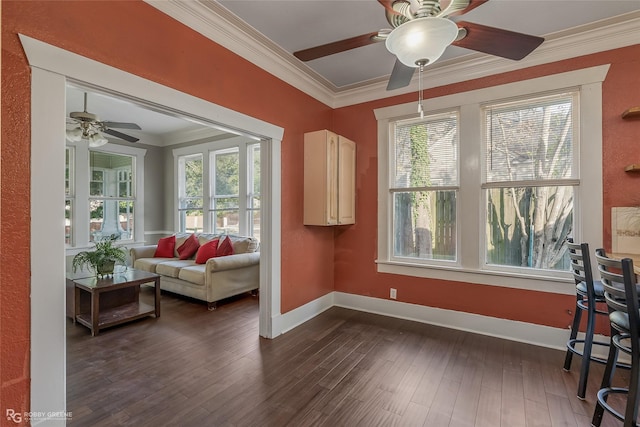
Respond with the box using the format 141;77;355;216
293;32;382;61
387;59;416;90
102;121;141;130
438;0;488;18
102;128;140;143
452;21;544;60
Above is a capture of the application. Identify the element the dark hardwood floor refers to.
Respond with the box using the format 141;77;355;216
67;288;631;426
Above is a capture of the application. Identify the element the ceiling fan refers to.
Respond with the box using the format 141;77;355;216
66;92;142;146
293;0;545;90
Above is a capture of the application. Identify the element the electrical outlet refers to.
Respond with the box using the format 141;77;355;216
390;288;397;300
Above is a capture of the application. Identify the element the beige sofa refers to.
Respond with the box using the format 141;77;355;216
130;234;259;310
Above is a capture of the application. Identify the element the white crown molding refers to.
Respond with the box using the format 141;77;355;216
145;1;640;109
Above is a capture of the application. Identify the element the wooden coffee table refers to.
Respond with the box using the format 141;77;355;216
71;269;161;336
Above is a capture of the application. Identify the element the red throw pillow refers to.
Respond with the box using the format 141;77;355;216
195;239;219;264
177;234;200;260
216;236;234;257
154;235;176;257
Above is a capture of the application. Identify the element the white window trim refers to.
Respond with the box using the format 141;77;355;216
65;141;146;254
374;65;608;295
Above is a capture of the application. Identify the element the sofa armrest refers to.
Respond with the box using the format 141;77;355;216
205;252;260;272
130;245;157;263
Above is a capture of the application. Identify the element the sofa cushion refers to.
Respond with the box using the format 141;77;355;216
134;257;174;273
197;233;221;246
154;235;175;258
177;234;200;260
195;239;219;264
173;233;192;257
178;265;206;286
217;236;235;257
225;235;259;254
156;260;197;278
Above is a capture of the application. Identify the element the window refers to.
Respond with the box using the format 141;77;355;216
89;151;135;242
177;154;204;233
483;92;578;271
174;139;261;240
65;147;74;246
211;148;240;234
65;142;146;250
247;143;261;240
391;112;458;263
375;66;607;291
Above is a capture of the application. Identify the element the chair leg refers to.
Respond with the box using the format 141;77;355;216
623;344;640;427
577;303;596;399
564;297;582;371
592;328;619;427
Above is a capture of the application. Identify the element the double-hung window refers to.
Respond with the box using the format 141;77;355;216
483;92;578;271
177;153;204;233
211;148;240;234
65;143;145;249
390;111;458;263
376;66;607;291
247;143;261;240
89;151;136;242
65;147;75;246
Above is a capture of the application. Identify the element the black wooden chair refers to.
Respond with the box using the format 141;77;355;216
563;238;609;399
591;249;640;427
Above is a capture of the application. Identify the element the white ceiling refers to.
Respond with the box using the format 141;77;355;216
66;86;233;145
216;0;640;88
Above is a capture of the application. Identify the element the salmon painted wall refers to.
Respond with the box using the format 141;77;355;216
333;44;640;330
1;0;334;416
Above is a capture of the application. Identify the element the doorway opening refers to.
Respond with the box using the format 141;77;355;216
24;34;282;421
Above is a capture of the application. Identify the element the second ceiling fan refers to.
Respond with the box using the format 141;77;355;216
293;0;545;90
66;92;142;146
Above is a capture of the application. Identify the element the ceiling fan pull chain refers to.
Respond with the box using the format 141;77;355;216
418;63;424;119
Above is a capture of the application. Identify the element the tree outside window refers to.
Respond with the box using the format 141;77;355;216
212;149;240;235
178;154;204;233
483;92;577;270
392;112;458;261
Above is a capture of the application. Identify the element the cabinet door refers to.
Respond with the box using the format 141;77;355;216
338;136;356;225
304;130;355;226
304;130;338;225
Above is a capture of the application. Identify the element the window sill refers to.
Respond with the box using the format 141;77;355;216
376;260;574;295
65;240;145;256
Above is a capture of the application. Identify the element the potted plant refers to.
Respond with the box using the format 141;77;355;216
72;235;127;277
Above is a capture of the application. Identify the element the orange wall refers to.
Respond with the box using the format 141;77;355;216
333;44;640;330
1;0;334;418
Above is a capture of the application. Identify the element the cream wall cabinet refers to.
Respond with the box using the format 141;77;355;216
304;130;356;226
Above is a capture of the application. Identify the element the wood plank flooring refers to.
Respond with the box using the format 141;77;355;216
67;288;631;426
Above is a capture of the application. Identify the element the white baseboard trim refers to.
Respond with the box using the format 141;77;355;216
273;291;611;353
334;291;573;350
272;291;335;337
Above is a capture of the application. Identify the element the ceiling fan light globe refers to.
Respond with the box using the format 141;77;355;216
88;132;108;148
66;127;83;142
385;17;459;68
